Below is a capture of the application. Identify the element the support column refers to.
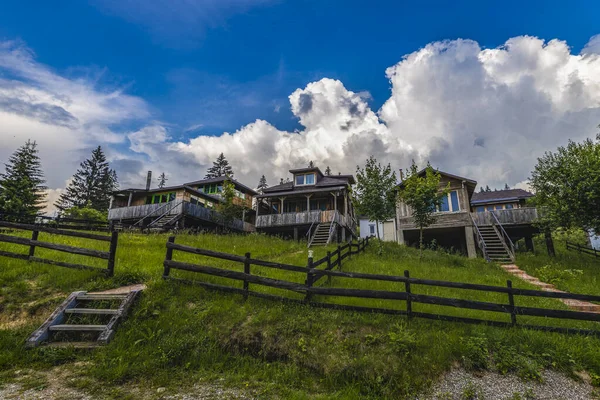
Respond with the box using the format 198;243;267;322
294;227;298;242
397;229;405;245
306;194;312;212
127;192;133;207
344;192;348;216
341;227;346;242
524;236;534;252
279;197;285;214
545;230;555;257
465;225;477;258
109;196;114;210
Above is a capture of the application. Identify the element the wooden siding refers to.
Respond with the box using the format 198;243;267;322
256;210;343;228
397;211;472;230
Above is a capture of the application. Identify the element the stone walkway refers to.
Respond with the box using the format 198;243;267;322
500;264;600;313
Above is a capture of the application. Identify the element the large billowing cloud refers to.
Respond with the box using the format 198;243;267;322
1;35;600;213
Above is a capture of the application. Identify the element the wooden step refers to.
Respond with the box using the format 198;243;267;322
65;308;119;315
49;324;106;332
44;341;101;349
77;294;127;301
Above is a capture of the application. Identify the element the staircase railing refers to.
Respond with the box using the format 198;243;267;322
306;221;316;245
470;213;490;262
491;211;516;262
326;210;338;245
147;200;184;228
133;200;178;227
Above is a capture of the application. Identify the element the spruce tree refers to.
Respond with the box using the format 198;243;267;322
0;140;47;221
479;186;485;193
504;183;510;190
325;166;332;176
157;172;168;189
308;160;315;168
55;146;118;212
204;153;234;179
485;185;491;192
257;175;268;193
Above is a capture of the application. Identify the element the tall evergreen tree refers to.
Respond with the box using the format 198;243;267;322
157;172;168;189
55;146;118;212
479;186;485;193
0;140;47;221
485;185;491;192
257;175;268;193
504;183;510;190
204;153;234;179
308;160;315;168
325;166;332;176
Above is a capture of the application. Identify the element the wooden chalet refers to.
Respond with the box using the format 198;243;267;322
255;167;357;245
397;170;539;262
108;173;257;232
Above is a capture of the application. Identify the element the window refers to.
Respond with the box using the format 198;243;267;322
476;206;485;212
437;190;460;212
495;205;503;210
505;204;514;209
369;224;375;235
146;192;176;205
486;206;494;211
295;173;315;186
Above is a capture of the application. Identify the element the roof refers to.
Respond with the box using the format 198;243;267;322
289;167;324;176
257;185;347;198
398;169;477;188
261;174;355;196
184;176;259;195
471;189;534;205
112;185;223;203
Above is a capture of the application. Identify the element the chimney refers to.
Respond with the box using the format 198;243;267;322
399;169;404;181
146;171;152;191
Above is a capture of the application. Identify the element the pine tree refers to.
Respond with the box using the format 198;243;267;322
257;175;268;193
157;172;167;189
308;160;315;168
205;153;234;179
479;186;485;193
485;185;491;192
280;178;284;185
325;166;332;176
0;140;47;222
55;146;118;212
504;183;510;190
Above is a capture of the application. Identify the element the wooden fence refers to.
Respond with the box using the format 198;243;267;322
0;221;118;276
566;241;599;258
0;212;109;231
161;235;600;335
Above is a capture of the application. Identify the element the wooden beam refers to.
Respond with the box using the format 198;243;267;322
127;192;133;207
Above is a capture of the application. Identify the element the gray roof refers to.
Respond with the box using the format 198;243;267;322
261;174;354;196
113;185;223;203
257;185;347;198
471;189;533;205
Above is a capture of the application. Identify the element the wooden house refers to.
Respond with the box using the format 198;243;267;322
108;174;257;232
471;189;534;212
255;167;357;245
396;170;539;262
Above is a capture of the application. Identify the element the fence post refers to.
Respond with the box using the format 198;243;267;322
337;245;342;270
106;231;119;277
164;236;175;278
507;280;517;326
348;239;352;259
326;251;332;284
305;256;314;303
243;252;251;300
28;230;39;259
404;270;412;318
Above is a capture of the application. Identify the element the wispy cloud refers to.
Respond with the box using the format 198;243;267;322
91;0;278;48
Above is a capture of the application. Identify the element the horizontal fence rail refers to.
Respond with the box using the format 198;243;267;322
0;221;118;276
161;235;600;336
0;212;109;231
566;241;599;258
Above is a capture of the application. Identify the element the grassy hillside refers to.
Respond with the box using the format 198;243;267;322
1;231;599;398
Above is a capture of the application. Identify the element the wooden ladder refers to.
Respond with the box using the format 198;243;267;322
26;290;141;348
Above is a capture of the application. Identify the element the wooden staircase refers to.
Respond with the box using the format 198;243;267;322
478;225;513;263
149;213;181;231
27;290;140;348
309;223;333;247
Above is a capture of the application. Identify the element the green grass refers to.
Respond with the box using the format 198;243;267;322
1;230;600;399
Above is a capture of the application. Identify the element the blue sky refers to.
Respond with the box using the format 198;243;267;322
2;0;597;136
0;1;599;209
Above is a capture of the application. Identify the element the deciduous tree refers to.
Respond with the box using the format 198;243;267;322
398;161;448;257
354;156;397;253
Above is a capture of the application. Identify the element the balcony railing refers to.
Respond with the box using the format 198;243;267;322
470;207;538;226
108;201;255;232
256;210;355;230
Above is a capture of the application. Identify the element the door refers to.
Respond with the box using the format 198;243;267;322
383;221;395;242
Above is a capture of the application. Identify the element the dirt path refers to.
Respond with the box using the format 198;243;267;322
500;264;600;313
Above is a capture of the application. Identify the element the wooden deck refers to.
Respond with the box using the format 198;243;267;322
108;201;255;232
470;207;538;226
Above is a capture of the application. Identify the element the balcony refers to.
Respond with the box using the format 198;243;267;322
108;201;255;232
256;210;356;232
470;207;538;226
